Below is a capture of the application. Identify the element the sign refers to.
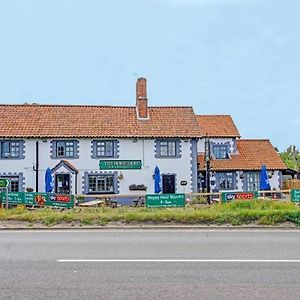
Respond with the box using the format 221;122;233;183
222;191;258;202
146;194;185;208
180;181;187;186
99;160;142;170
291;189;300;202
0;178;10;189
0;192;74;208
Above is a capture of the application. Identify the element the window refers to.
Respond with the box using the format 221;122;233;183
218;172;235;190
52;140;77;158
0;141;21;158
245;172;259;191
213;144;229;159
95;141;114;157
0;176;20;192
92;140;117;158
157;140;180;158
88;174;114;193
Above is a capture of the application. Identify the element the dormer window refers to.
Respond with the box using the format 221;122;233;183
213;144;230;159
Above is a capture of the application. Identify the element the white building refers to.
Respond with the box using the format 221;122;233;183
0;78;199;198
196;115;286;192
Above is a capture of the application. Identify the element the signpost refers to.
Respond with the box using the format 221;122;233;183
99;160;142;170
222;191;259;202
0;192;74;208
0;178;10;209
0;179;10;189
146;194;185;208
291;189;300;202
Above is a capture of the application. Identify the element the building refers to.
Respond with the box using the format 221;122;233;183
0;78;199;197
197;115;286;192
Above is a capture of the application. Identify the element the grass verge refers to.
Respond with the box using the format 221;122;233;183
0;200;299;227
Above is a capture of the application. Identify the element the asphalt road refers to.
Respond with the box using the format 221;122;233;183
0;230;300;300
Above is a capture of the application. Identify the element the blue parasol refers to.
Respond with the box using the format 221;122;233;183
154;166;161;194
45;167;53;193
259;164;271;191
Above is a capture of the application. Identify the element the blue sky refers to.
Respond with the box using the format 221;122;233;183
0;0;299;151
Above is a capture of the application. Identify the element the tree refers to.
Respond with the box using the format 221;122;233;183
280;145;300;171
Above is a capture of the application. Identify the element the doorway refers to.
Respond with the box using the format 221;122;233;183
162;174;176;194
55;174;70;194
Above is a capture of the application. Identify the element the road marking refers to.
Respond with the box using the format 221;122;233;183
57;259;300;263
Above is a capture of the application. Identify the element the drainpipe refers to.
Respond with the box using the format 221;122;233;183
35;141;39;192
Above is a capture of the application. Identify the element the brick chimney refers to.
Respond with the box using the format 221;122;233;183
136;77;149;119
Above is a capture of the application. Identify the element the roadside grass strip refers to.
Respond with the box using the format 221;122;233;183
1;200;300;226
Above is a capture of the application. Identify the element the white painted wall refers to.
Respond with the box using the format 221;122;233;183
197;137;237;154
0;138;195;195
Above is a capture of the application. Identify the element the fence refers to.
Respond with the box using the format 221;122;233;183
283;179;300;190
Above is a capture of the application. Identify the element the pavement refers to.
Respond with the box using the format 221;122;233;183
0;229;300;300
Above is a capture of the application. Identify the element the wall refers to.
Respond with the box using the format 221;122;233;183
0;138;197;194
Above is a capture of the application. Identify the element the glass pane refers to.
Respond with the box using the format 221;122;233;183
168;142;176;156
96;142;106;156
1;142;10;157
105;176;114;192
105;141;114;157
88;176;97;192
57;142;65;157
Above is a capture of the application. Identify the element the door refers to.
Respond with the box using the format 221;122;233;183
162;174;176;194
55;174;70;194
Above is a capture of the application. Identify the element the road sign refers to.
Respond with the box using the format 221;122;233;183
0;178;10;189
146;194;185;208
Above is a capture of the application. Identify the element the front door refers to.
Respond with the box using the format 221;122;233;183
55;174;70;194
162;174;176;194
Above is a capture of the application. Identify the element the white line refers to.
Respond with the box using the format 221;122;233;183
57;259;300;263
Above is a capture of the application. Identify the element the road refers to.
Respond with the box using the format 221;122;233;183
0;229;300;300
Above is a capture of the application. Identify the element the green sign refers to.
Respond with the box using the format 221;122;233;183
222;191;259;202
146;194;185;208
0;192;74;208
0;178;10;189
99;160;142;170
291;189;300;202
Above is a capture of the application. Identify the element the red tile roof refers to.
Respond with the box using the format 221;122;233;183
197;115;240;137
198;139;286;171
0;104;200;138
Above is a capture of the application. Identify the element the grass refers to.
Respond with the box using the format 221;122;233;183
0;200;299;226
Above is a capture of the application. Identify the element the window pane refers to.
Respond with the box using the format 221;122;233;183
214;145;228;159
65;142;74;157
57;142;65;157
105;176;114;192
105;141;114;157
1;142;10;157
88;176;97;192
219;172;234;190
96;142;106;156
168;142;176;156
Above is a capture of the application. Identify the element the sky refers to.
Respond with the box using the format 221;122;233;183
0;0;299;151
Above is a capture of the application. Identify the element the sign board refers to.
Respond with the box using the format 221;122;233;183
180;181;187;186
222;191;259;202
146;194;185;208
291;189;300;202
0;178;10;189
0;192;74;208
99;160;142;170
